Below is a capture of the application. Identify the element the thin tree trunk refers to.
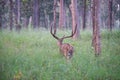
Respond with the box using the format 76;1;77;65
92;0;101;55
70;0;80;39
0;15;2;30
23;17;29;28
108;0;113;31
53;0;57;34
15;0;21;32
0;0;5;30
92;0;95;47
33;0;39;28
9;0;13;31
59;0;65;29
83;0;86;30
28;16;32;29
17;0;20;24
44;10;47;29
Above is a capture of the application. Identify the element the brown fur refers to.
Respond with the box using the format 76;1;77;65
58;41;74;59
56;38;74;59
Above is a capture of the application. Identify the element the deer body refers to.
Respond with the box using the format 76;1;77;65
58;41;74;59
50;22;77;59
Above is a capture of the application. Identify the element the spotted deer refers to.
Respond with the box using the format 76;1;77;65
50;22;77;59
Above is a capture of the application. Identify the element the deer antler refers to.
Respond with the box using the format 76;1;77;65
50;22;77;60
50;22;59;40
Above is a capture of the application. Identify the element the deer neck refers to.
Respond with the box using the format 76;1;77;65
57;41;63;47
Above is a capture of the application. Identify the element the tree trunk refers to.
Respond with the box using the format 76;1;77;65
108;0;113;31
59;0;65;29
16;0;20;24
53;0;57;34
0;0;5;30
28;16;32;29
15;0;21;31
70;0;80;39
44;9;49;29
23;17;29;28
9;0;13;31
0;15;2;30
92;0;101;55
92;0;95;47
33;0;39;28
83;0;86;30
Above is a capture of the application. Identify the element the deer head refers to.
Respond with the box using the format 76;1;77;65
50;22;77;59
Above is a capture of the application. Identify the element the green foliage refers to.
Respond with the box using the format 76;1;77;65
0;29;120;80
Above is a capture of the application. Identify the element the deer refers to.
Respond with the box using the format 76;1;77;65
50;22;77;59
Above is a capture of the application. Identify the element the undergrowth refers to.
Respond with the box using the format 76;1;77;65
0;29;120;80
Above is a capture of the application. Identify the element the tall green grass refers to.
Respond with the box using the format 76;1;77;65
0;29;120;80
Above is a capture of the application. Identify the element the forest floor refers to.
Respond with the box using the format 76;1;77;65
0;29;120;80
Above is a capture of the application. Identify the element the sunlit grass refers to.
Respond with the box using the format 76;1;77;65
0;29;120;80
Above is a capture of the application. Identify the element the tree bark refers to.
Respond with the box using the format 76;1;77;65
59;0;65;29
23;17;29;28
33;0;39;28
0;0;5;30
44;9;49;29
92;0;95;47
92;0;101;55
28;16;32;29
15;0;21;31
83;0;86;30
9;0;13;31
17;0;20;24
53;0;57;34
70;0;80;39
108;0;113;31
0;15;2;30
